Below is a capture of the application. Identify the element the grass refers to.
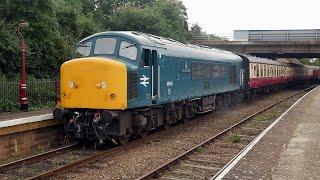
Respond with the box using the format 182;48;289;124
229;134;241;143
196;146;204;153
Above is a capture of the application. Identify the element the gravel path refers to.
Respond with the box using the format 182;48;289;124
58;89;303;179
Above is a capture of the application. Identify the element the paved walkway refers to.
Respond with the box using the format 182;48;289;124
223;86;320;180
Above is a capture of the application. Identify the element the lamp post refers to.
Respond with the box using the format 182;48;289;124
17;21;28;112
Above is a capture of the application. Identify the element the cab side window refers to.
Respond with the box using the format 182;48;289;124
141;49;151;67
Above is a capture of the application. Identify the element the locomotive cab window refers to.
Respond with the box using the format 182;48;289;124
119;41;138;61
75;41;92;58
94;38;116;55
141;49;151;67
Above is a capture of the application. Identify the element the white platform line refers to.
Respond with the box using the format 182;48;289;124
0;114;53;128
214;86;319;180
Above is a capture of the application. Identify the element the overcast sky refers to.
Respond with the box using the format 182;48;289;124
181;0;320;37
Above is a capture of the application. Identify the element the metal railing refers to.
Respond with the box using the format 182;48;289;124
0;80;57;112
189;34;233;42
234;29;320;41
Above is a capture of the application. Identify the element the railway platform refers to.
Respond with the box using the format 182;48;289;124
0;109;64;162
0;109;57;136
219;86;320;180
0;109;52;122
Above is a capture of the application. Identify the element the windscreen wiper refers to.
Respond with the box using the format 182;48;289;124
122;44;136;49
78;44;90;47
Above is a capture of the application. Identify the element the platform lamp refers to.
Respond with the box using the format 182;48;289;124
17;21;29;112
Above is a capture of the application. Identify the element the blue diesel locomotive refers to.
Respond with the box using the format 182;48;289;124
53;31;246;144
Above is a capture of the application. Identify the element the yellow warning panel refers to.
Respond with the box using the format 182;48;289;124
60;57;127;110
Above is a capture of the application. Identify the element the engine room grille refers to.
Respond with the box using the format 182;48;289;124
128;71;138;100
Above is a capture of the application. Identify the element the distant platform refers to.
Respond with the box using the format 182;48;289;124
218;85;320;179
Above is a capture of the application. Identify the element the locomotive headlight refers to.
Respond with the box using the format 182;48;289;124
101;82;107;89
110;93;117;100
96;82;107;89
69;81;79;89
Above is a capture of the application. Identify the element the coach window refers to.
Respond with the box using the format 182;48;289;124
119;41;138;61
259;65;263;77
94;38;116;55
255;65;259;77
141;49;151;67
266;65;269;77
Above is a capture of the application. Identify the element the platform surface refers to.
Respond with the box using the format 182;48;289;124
0;109;52;122
223;86;320;180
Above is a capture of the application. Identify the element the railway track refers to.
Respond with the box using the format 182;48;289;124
0;86;315;179
0;143;77;171
0;143;101;180
137;86;316;180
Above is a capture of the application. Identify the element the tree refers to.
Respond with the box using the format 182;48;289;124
0;0;191;79
0;0;102;79
0;20;19;78
190;23;203;35
300;58;320;66
109;0;188;42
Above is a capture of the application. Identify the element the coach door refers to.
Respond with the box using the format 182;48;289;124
151;50;159;103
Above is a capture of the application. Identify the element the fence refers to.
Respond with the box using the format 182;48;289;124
0;80;57;112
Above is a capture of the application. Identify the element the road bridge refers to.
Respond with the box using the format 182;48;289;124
191;40;320;59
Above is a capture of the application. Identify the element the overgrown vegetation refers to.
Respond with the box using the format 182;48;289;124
0;0;195;80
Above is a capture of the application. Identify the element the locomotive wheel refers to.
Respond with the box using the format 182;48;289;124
224;94;232;108
138;129;148;138
118;135;129;145
186;104;195;119
162;122;171;130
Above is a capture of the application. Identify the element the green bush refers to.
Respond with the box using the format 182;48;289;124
0;100;17;112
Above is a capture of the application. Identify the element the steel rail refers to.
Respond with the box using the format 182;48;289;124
0;143;78;171
27;145;124;180
137;85;316;180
